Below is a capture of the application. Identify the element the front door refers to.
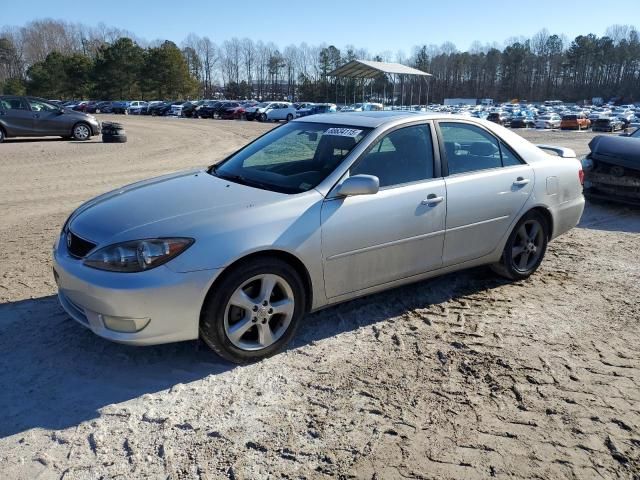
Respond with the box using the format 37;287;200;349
437;121;534;265
321;123;446;298
27;98;69;136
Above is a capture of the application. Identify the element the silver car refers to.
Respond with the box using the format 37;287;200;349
53;112;585;363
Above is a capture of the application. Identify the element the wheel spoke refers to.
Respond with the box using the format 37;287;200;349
511;245;525;259
271;298;294;316
257;323;275;346
226;315;253;343
259;275;277;303
518;252;529;270
517;225;528;243
528;222;540;242
229;288;255;311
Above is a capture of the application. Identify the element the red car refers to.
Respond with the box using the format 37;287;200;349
220;102;244;120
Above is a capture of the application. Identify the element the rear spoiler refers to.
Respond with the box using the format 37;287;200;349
536;144;577;158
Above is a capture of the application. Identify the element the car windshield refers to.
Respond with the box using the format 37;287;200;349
210;122;371;194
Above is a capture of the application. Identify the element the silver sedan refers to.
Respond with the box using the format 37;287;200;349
53;112;585;363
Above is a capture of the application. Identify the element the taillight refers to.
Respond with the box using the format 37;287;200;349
578;168;584;185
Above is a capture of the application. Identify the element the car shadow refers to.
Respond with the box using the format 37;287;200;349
4;137;68;143
0;267;510;439
578;199;640;233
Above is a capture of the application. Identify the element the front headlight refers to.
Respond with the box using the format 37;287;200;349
83;238;193;272
581;157;594;171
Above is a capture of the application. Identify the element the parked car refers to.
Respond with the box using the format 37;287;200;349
487;112;512;127
0;95;101;142
220;102;244;120
510;115;536;128
582;131;640;205
53;112;584;363
111;101;130;114
126;101;149;115
296;103;337;118
196;101;223;119
340;102;383;112
181;101;202;118
535;114;561;129
86;101;112;114
592;117;625;132
246;102;296;122
560;114;591;130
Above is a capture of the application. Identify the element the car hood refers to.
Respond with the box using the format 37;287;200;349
68;170;297;246
588;135;640;170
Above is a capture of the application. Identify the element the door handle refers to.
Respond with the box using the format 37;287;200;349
421;194;444;206
513;177;530;186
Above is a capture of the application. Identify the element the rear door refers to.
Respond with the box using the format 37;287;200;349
437;120;533;265
321;122;446;298
0;96;34;136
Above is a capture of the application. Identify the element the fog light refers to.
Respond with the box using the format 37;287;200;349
101;315;150;333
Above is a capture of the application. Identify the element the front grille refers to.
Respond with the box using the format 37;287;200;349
66;231;97;258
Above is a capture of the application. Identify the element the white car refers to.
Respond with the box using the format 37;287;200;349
341;102;384;112
535;114;561;129
247;102;296;122
126;101;148;115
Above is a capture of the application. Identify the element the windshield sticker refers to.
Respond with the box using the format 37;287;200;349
324;128;363;137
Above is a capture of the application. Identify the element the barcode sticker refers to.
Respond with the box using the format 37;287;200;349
324;128;363;137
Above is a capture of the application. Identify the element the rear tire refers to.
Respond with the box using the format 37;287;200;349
286;113;293;121
200;257;307;364
491;210;549;281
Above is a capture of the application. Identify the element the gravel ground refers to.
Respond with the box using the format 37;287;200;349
0;117;638;479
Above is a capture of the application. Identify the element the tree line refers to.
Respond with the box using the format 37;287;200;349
1;19;639;103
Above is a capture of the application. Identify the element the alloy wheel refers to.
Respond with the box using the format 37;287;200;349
223;274;295;351
74;124;90;140
511;219;544;273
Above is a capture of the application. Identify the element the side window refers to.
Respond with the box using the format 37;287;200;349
499;141;523;167
1;97;28;110
350;124;434;188
439;122;502;175
28;99;58;112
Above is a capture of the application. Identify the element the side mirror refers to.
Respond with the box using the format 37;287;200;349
336;174;379;197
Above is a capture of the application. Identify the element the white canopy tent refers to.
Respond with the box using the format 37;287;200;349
328;59;432;107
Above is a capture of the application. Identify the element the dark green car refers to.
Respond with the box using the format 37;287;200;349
0;96;101;143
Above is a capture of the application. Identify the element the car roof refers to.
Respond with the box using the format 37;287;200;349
294;111;434;128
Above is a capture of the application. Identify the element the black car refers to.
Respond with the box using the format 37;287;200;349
592;117;625;132
181;101;202;118
583;132;640;205
510;116;536;128
147;101;180;116
0;95;101;142
487;112;512;127
85;101;112;114
198;101;230;119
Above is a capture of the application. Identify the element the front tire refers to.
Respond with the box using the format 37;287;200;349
259;113;267;122
72;123;91;141
286;113;293;122
491;211;548;281
200;257;307;364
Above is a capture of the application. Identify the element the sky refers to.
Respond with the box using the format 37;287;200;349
3;0;640;54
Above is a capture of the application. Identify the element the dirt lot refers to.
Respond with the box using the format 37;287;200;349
0;117;638;479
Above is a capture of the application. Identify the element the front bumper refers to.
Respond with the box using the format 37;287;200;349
53;237;221;345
